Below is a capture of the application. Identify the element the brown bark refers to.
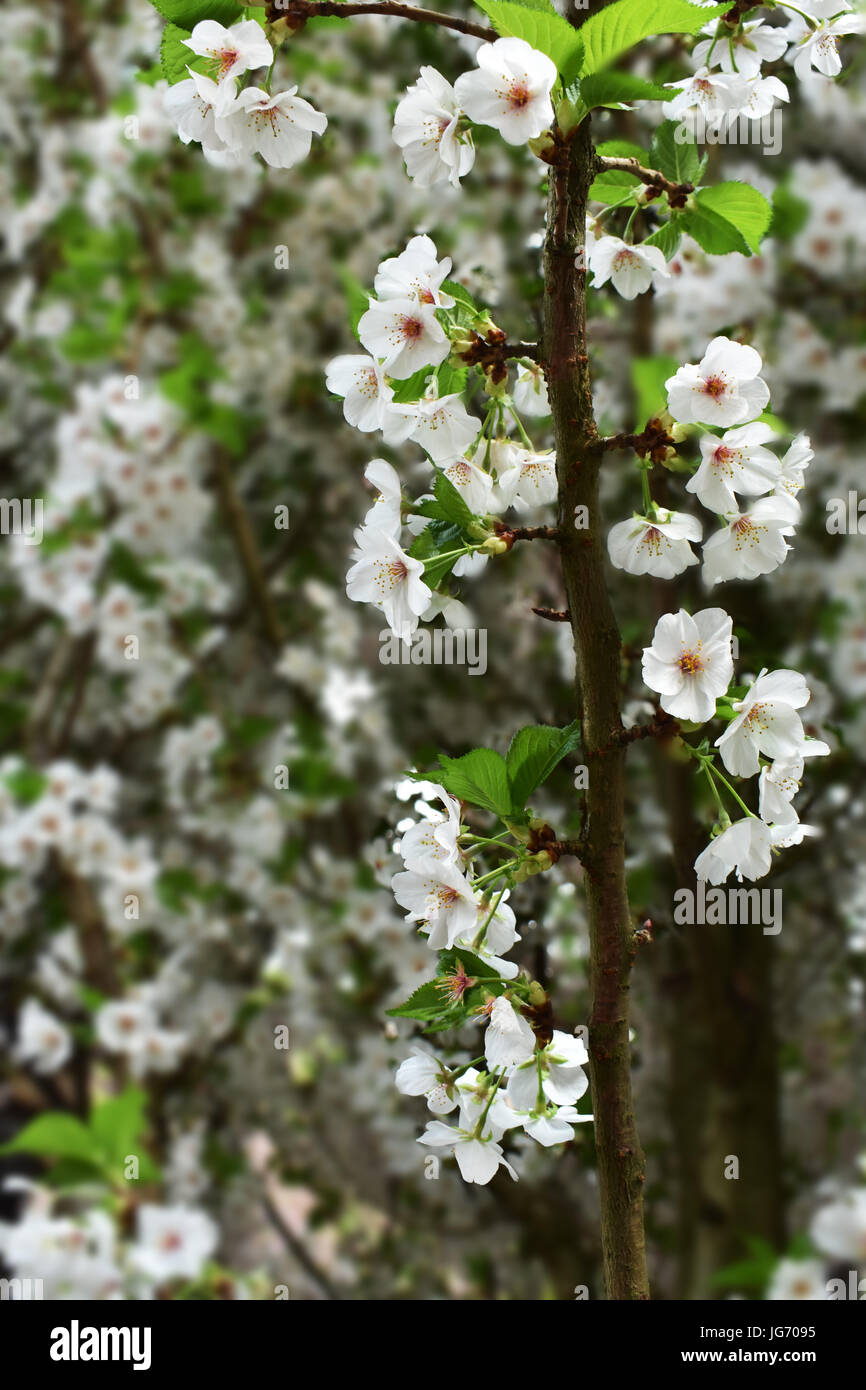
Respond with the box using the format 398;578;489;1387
543;122;650;1300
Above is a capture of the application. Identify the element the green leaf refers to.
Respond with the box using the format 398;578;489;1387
578;0;729;77
596;139;650;162
386;982;444;1021
390;360;469;406
435;748;513;817
150;0;243;28
390;366;435;404
580;72;673;109
3;767;48;806
631;354;679;425
434;470;476;528
338;269;370;337
769;182;809;241
90;1087;148;1169
649;118;701;184
440;278;481;328
695;181;772;254
160;22;195;85
679;201;751;256
0;1114;98;1164
505;721;581;808
588;170;640;206
474;0;584;81
644;218;682;260
437;946;501;981
409;521;464;587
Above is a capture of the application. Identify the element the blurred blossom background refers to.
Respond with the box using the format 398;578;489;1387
0;0;864;1302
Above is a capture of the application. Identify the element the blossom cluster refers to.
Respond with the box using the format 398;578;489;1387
164;19;327;168
393;37;556;187
390;781;591;1183
607;338;831;886
608;337;810;586
329;234;556;644
668;2;866;135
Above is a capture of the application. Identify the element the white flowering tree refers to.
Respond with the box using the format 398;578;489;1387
145;0;862;1297
2;0;864;1303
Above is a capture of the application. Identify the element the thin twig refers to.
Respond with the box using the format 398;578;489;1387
267;0;496;40
597;155;694;208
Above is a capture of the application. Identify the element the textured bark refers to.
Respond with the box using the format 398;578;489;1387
663;759;785;1296
543;122;650;1300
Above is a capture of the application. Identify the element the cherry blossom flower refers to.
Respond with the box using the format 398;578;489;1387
607;509;702;579
455;1068;525;1135
785;12;866;80
129;1205;218;1285
345;524;431;641
397;783;462;870
687;423;781;515
395;1046;458;1114
693;19;788;78
507;1030;589;1110
393;67;475;188
215;86;327;169
642;607;734;723
666;337;770;427
774;432;814;506
441;456;495;513
324;354;414;442
701;494;799;586
588;236;670;300
716;667;818;778
358;297;450;379
512;363;549;417
163;71;225;151
694;817;774;884
182;20;273;111
407;387;480;462
484;996;537;1070
491;440;557;509
454;38;557;147
416;1120;519;1184
361;458;403;537
810;1187;866;1262
759;743;830;823
14;998;72;1075
663;68;751;125
736;74;790;121
391;857;480;945
523;1105;592;1147
766;1259;829;1301
374;235;455;308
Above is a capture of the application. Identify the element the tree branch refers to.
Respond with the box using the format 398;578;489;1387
597;155;694;208
458;332;540;380
268;0;496;40
543;118;650;1301
211;448;284;649
592;419;676;461
495;523;560;545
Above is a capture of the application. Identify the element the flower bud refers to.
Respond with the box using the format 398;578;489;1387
528;129;558;162
479;535;509;556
